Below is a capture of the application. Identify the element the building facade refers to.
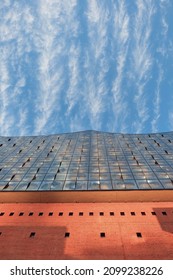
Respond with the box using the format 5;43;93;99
0;130;173;193
1;130;173;259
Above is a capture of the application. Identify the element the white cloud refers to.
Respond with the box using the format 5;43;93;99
34;0;79;135
0;0;172;135
157;0;170;59
132;0;155;133
82;0;110;130
0;57;13;136
151;64;163;132
0;2;34;136
111;0;129;132
66;44;80;115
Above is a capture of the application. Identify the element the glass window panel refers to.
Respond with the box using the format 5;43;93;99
89;173;99;180
120;173;133;180
155;172;169;179
89;168;99;173
66;174;77;180
124;180;138;190
99;173;111;180
51;181;64;190
39;182;51;191
112;181;126;190
1;174;12;181
77;173;88;180
68;168;78;173
100;181;112;190
63;181;76;190
27;181;41;191
15;182;27;191
22;174;34;181
99;167;109;172
147;180;164;189
10;174;23;181
159;180;173;189
88;181;100;190
76;181;87;190
133;173;146;180
59;167;68;173
0;182;7;190
136;180;151;189
111;173;123;180
55;174;66;180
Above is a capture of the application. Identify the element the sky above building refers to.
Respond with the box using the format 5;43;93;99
0;0;173;136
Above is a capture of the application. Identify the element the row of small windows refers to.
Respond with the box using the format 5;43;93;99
0;231;143;238
0;211;168;216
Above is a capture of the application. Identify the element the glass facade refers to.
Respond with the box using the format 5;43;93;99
0;130;173;191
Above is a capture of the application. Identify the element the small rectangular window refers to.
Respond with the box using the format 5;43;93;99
65;232;70;238
30;232;35;238
9;212;14;216
79;212;83;216
19;212;24;216
69;212;73;216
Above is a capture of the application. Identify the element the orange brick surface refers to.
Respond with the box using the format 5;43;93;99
0;202;173;259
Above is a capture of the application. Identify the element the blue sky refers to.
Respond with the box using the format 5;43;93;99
0;0;173;136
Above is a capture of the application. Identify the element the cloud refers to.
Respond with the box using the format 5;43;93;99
111;0;129;132
33;0;79;135
0;0;172;136
157;0;170;59
151;65;163;132
66;43;81;116
0;56;13;136
132;0;155;133
83;0;110;130
0;2;34;136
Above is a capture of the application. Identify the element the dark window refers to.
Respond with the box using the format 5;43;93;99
19;212;24;216
9;212;14;216
79;212;83;216
30;232;35;238
69;212;73;216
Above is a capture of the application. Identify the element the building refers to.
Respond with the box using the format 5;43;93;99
0;130;173;259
